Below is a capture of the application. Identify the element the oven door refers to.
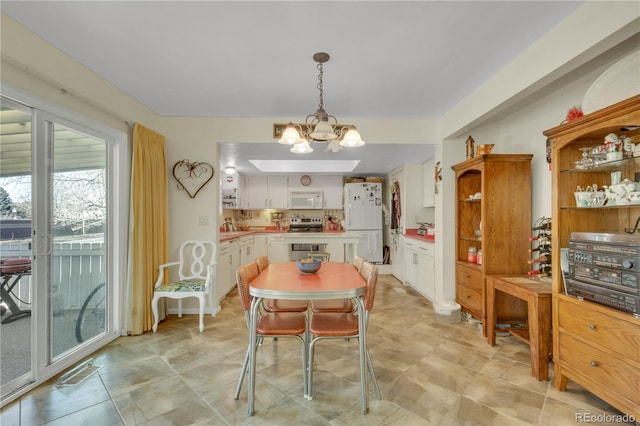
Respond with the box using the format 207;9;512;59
290;243;326;261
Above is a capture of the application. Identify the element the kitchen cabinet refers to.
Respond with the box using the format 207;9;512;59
217;241;230;300
253;234;268;259
325;242;345;262
452;153;532;335
422;159;435;207
268;234;288;263
236;173;248;209
390;234;404;282
239;236;254;267
227;239;240;296
403;239;434;301
543;95;640;419
244;175;288;209
221;172;239;210
319;175;344;209
217;239;239;299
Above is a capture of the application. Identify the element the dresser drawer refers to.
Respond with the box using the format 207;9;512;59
456;263;482;291
456;283;482;314
559;332;640;406
558;298;640;362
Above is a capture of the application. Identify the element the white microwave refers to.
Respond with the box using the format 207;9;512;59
289;190;323;209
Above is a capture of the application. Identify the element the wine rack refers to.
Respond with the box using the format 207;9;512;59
528;216;552;277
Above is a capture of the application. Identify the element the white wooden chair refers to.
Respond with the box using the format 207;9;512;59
151;240;217;333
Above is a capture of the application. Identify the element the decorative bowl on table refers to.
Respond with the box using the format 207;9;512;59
296;258;322;275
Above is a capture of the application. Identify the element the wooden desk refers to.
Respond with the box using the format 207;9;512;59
486;275;552;381
248;261;368;416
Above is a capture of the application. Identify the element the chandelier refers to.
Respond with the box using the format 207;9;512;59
277;52;365;154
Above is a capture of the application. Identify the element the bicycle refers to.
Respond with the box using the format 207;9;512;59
75;282;106;343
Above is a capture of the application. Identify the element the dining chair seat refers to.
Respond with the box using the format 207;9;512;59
264;299;309;313
257;312;306;335
309;312;358;336
310;298;354;313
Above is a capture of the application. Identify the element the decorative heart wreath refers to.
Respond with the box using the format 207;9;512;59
172;159;214;198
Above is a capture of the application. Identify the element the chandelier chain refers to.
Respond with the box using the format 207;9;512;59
317;63;324;110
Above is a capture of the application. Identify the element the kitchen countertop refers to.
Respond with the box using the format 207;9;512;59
219;227;347;242
404;228;435;243
220;227;435;243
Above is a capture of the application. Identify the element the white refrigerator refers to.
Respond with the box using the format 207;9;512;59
343;182;383;263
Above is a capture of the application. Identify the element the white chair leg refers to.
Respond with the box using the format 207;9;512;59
208;286;216;317
151;294;160;332
198;295;205;332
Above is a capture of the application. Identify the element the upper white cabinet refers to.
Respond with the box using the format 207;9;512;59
244;176;288;209
317;175;343;209
422;159;435;207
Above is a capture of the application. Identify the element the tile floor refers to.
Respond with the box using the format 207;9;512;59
1;274;629;425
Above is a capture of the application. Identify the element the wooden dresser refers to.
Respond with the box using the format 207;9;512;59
544;95;640;419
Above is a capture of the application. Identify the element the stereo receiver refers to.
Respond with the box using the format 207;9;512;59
567;232;640;315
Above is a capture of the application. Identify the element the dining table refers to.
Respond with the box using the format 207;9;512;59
247;261;369;416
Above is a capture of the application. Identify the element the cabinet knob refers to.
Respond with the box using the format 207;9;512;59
589;361;598;368
588;323;596;330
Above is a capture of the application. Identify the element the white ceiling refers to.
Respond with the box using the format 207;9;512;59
1;1;583;176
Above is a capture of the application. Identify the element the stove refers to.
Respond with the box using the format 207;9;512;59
288;217;323;233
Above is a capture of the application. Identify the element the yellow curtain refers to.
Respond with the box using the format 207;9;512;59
125;123;168;335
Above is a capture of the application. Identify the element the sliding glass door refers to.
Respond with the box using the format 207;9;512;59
0;98;33;395
0;92;126;404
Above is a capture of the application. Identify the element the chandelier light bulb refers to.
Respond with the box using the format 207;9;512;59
290;141;313;154
278;123;304;145
310;120;338;141
339;127;365;147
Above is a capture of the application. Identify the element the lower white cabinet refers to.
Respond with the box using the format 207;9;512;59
239;236;254;267
217;241;229;300
268;234;288;263
226;240;240;296
325;242;345;262
404;239;435;301
254;235;268;259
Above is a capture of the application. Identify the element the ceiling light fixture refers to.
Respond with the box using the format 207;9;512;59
278;52;365;154
224;166;236;175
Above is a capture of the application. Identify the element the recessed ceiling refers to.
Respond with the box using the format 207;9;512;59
221;143;434;176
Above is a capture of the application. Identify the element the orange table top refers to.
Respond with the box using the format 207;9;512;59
249;261;366;300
